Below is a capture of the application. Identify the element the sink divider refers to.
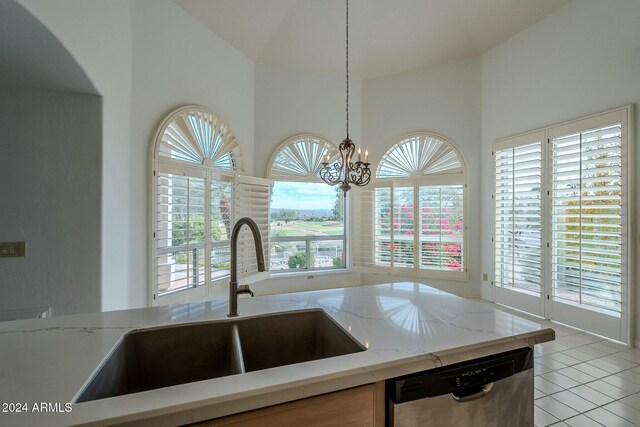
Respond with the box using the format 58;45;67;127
230;324;246;374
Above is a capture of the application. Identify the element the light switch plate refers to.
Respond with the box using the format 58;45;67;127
0;242;26;257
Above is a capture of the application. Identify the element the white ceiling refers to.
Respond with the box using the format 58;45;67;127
174;0;571;79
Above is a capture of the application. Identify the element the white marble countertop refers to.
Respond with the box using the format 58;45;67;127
0;283;554;426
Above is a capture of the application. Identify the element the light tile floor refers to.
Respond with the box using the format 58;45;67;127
496;306;640;426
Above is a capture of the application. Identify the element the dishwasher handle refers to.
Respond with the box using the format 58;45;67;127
451;382;494;402
389;347;533;404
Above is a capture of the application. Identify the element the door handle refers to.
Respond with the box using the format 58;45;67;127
451;382;494;402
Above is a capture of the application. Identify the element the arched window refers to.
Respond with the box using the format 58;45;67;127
151;106;244;302
157;107;243;169
269;134;337;180
353;133;467;280
267;135;346;272
377;134;463;178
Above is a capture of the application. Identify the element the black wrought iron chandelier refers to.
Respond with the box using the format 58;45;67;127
319;0;371;195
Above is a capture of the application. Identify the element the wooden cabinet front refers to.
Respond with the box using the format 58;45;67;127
191;382;385;427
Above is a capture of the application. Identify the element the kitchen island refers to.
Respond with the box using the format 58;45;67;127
0;283;554;426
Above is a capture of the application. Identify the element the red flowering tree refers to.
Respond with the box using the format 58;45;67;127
376;186;463;271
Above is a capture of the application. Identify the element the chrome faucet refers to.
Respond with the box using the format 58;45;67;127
228;217;265;317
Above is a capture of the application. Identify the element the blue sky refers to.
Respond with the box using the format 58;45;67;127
271;182;338;210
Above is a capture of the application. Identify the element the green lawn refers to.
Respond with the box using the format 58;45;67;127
270;220;344;237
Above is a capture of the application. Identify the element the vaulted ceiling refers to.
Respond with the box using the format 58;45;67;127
174;0;571;79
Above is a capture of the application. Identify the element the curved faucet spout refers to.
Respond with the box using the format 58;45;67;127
228;217;265;317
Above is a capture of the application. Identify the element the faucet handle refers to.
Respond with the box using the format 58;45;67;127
237;284;254;297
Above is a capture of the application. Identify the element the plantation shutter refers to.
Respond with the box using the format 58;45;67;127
156;167;207;294
234;175;271;281
550;115;624;315
491;107;630;340
352;187;374;267
374;187;392;267
393;186;415;268
419;185;464;272
494;133;543;294
210;176;234;281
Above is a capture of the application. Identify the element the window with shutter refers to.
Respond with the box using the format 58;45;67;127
235;175;270;280
156;173;206;294
494;141;543;295
419;185;464;272
210;177;233;280
267;135;346;272
354;133;467;279
151;106;266;305
551;123;623;315
493;106;632;342
374;187;392;266
393;186;415;268
351;187;374;267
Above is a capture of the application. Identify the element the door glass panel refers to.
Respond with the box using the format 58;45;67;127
494;142;542;295
551;124;622;316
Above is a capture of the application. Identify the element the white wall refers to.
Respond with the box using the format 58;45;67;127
18;0;256;310
254;64;362;178
0;85;102;315
361;57;483;297
480;0;640;333
18;0;134;311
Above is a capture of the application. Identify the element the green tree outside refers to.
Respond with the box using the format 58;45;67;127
333;187;344;220
288;252;315;269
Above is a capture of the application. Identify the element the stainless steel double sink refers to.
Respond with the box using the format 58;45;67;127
75;309;366;402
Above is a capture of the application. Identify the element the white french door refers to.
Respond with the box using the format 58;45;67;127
547;109;629;342
493;107;632;343
493;131;546;317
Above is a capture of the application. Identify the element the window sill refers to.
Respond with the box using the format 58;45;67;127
352;265;468;281
268;268;351;279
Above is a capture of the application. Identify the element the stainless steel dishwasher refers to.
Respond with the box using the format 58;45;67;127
387;347;534;426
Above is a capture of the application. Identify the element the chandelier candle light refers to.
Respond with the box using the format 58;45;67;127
319;0;371;195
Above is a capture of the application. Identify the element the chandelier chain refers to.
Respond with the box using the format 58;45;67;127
319;0;370;194
346;0;349;138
